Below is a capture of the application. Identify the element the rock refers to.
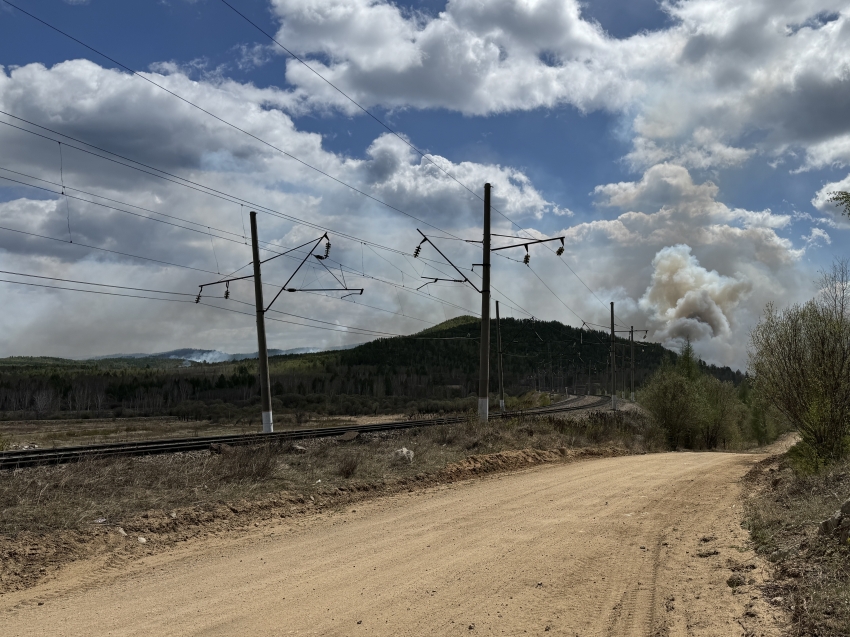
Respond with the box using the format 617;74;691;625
393;447;414;463
292;445;308;454
727;574;746;588
339;431;359;442
116;527;127;536
137;537;147;544
169;512;177;519
819;511;842;536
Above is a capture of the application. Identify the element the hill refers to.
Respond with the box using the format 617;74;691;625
0;317;743;420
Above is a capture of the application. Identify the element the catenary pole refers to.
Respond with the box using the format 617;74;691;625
250;211;273;433
496;300;505;412
610;301;616;411
630;326;635;401
478;183;492;423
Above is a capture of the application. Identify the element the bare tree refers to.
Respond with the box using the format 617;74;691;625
71;380;91;414
749;258;850;461
33;388;56;420
92;379;107;416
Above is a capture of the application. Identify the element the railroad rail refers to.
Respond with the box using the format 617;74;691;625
0;395;610;469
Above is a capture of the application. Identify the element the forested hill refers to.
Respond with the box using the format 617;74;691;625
0;316;744;419
301;315;743;398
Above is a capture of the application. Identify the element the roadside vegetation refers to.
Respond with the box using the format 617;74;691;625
0;407;658;537
742;258;850;636
637;340;785;450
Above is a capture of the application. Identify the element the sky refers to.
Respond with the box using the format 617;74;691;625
0;0;848;370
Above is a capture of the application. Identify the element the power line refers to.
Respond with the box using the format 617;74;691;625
0;166;480;318
0;0;466;241
216;0;618;324
219;0;489;206
0;224;218;275
0;269;196;296
0;276;477;341
0;13;588;329
0;11;553;324
0;115;463;273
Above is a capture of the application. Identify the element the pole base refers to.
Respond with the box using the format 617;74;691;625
478;398;489;423
262;411;274;433
499;399;505;412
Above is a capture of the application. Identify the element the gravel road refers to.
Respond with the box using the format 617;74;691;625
1;450;784;636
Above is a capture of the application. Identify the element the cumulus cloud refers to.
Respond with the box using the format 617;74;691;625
266;0;850;172
555;163;813;365
0;60;569;357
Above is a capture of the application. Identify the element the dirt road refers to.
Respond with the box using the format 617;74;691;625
1;451;783;636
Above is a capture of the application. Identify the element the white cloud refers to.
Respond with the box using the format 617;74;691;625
557;163;813;365
0;60;568;357
266;0;850;172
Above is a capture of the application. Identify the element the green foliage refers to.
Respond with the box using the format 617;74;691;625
639;342;770;450
827;190;850;217
0;316;746;422
749;259;850;464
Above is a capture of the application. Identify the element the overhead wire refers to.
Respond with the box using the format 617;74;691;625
0;166;479;319
216;0;620;325
0;17;545;323
0;0;467;241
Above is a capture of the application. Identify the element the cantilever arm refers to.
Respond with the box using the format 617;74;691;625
416;229;480;293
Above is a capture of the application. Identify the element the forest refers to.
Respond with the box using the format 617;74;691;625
0;316;744;422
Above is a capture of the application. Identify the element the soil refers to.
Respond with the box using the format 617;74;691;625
0;446;786;636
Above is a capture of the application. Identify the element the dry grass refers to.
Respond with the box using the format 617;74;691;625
744;454;850;636
0;409;656;537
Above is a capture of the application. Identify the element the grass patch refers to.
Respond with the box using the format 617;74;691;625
0;408;655;537
743;454;850;635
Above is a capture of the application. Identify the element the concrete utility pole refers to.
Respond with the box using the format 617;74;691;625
496;300;505;412
610;301;616;411
478;183;492;423
250;211;273;433
630;326;635;401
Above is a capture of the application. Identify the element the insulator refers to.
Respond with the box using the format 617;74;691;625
413;245;421;258
556;246;564;256
195;293;201;304
324;242;331;258
523;253;530;265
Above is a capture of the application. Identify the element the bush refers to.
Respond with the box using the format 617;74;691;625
749;259;850;463
336;454;360;479
216;443;279;481
639;341;756;450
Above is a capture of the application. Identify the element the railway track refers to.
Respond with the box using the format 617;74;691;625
0;395;610;469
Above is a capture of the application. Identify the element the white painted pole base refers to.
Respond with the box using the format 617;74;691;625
499;399;505;412
262;411;274;433
478;398;489;423
630;392;635;402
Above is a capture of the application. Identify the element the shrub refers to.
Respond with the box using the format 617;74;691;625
749;259;850;463
336;454;360;479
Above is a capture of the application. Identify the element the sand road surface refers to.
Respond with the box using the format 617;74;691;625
1;451;783;636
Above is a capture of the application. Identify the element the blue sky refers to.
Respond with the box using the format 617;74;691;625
0;0;848;368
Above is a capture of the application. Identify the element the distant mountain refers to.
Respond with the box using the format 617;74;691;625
89;344;359;364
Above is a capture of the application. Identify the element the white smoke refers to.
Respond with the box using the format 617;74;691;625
639;245;751;344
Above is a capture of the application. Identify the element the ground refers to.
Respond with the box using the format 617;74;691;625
0;448;786;636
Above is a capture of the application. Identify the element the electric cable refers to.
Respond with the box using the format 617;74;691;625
0;0;466;241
